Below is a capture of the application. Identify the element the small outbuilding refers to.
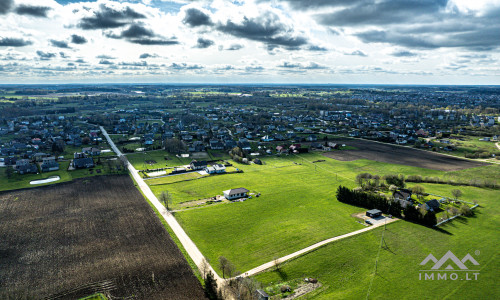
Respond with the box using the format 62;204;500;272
256;289;269;300
366;209;382;218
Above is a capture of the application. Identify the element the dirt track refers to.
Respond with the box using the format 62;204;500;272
0;175;206;300
322;138;488;171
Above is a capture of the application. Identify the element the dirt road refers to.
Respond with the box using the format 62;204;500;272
101;127;226;288
238;218;399;278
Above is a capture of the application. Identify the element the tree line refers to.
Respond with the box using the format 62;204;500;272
336;186;437;227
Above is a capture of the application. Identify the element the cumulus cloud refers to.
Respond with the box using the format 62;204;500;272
0;37;33;47
99;59;114;65
225;44;244;51
0;0;13;15
139;53;158;59
36;50;56;60
215;11;308;50
96;55;115;59
104;23;179;46
50;39;71;49
15;5;52;17
182;8;212;27
195;37;214;48
129;38;179;45
345;50;367;57
278;61;328;70
71;34;87;44
315;0;447;27
170;62;204;70
78;4;146;30
391;50;418;57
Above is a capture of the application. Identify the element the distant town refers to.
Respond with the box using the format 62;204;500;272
1;85;498;300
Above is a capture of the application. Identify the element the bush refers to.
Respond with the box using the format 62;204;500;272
460;205;474;217
384;174;405;188
280;285;291;293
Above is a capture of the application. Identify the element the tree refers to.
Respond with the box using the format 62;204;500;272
119;155;129;169
411;185;425;200
159;191;172;211
204;270;221;300
273;257;281;272
5;166;14;179
451;189;462;200
355;173;364;186
460;204;474;217
218;256;235;279
164;138;186;154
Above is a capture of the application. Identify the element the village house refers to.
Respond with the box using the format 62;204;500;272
190;160;207;170
16;159;38;174
72;152;94;169
82;147;101;156
223;187;249;200
41;156;59;172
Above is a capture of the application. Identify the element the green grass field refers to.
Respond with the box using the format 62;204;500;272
430;135;499;158
126;151;193;170
254;185;499;299
0;159;126;192
152;152;497;285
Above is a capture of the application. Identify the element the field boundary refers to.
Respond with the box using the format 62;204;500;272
321;132;498;166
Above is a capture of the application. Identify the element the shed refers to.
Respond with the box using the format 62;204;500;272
366;209;382;218
256;289;269;300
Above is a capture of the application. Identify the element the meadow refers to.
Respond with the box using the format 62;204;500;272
153;152;497;280
254;185;499;299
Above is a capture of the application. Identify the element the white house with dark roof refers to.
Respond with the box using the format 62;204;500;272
223;188;249;200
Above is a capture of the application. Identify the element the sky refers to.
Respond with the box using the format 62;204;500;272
0;0;499;84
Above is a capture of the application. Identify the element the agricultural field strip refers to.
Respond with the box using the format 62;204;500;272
238;218;399;278
101;127;225;287
322;133;499;166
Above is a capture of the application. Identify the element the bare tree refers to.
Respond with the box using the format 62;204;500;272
451;189;462;200
411;185;425;200
119;155;129;169
218;256;229;279
273;257;281;272
218;256;236;279
200;258;211;279
159;191;173;211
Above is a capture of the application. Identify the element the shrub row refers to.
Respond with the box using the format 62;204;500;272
336;186;437;227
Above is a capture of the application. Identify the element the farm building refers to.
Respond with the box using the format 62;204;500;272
366;209;382;218
223;188;249;200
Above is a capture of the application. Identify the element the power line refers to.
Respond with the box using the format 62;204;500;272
366;223;387;300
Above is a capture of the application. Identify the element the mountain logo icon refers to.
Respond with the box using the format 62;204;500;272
420;251;479;270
